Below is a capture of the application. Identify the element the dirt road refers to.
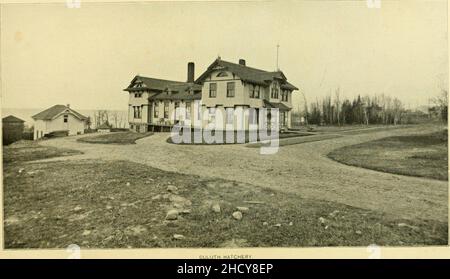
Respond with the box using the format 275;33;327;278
39;126;448;222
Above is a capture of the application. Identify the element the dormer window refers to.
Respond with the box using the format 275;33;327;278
216;71;228;77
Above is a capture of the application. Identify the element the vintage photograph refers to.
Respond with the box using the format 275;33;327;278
1;0;448;251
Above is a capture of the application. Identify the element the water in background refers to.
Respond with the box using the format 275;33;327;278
1;107;129;129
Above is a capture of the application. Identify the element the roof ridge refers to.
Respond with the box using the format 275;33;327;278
137;75;189;85
218;59;270;73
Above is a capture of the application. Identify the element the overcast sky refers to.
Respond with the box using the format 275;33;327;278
1;0;448;111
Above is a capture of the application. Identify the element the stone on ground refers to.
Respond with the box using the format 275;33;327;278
173;234;185;240
165;209;179;220
236;206;249;212
212;203;221;213
232;211;243;220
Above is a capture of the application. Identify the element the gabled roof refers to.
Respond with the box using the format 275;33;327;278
32;105;87;121
124;75;200;92
149;82;202;101
195;59;299;90
2;115;25;123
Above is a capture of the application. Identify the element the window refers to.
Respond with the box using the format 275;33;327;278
209;83;217;98
249;84;260;99
254;85;260;98
208;107;216;123
133;106;142;119
185;102;191;120
271;87;279;99
216;72;228;77
227;82;235;97
63;115;68;123
226;108;234;125
174;102;180;120
154;102;159;118
134;93;142;98
282;90;289;102
164;102;169;119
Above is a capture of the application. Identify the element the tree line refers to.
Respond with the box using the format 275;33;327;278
295;89;448;126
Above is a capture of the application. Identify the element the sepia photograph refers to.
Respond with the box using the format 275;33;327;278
0;0;448;256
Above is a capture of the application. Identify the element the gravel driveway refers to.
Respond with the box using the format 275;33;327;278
39;126;448;222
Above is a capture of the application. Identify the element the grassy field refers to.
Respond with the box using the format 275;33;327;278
77;132;153;145
2;140;82;165
328;130;448;181
3;141;446;248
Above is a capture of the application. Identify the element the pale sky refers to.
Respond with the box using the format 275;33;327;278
1;0;448;111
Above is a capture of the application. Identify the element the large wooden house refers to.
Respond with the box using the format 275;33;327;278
124;58;298;132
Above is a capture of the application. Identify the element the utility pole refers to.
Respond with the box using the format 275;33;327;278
276;44;280;71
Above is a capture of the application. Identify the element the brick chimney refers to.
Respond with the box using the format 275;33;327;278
239;59;246;66
187;62;195;83
66;104;70;108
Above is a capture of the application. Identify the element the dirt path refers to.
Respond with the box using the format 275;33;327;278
39;126;448;222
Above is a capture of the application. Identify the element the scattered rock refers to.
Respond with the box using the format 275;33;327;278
263;222;268;226
18;168;25;174
106;205;112;210
236;206;249;212
318;217;326;224
173;203;183;209
181;209;191;214
232;211;243;220
169;195;191;207
173;234;185;240
82;230;91;236
151;194;161;200
167;185;178;192
329;210;340;218
212;203;221;213
355;230;362;235
273;223;281;227
73;206;82;212
126;182;131;186
324;225;329;230
289;222;293;226
165;209;179;220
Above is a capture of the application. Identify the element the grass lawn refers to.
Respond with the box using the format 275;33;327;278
77;132;153;145
2;140;82;165
328;130;448;181
3;141;446;248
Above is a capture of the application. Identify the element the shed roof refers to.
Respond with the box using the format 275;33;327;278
263;100;291;110
2;115;25;123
